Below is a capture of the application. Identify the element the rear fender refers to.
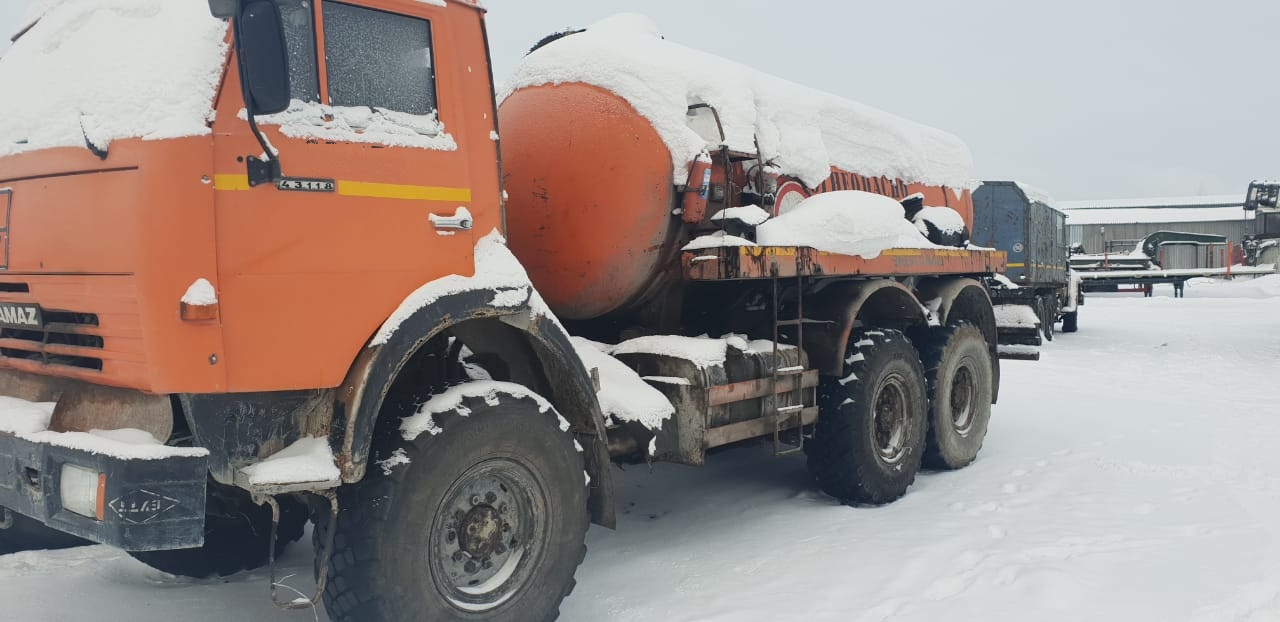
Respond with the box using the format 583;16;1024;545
803;280;927;376
916;277;1000;402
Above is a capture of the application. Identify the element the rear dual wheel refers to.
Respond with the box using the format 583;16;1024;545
807;329;929;505
914;323;994;470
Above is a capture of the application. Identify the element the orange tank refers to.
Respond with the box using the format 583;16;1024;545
501;83;678;321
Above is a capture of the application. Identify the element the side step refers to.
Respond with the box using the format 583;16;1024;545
997;345;1041;361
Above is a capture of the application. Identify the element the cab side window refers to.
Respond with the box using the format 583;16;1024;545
322;2;438;115
278;0;320;103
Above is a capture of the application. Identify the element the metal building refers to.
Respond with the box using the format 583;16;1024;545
1061;194;1255;254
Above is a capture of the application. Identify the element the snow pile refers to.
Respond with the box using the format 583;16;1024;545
373;230;559;345
571;338;674;430
0;397;54;435
240;437;340;487
0;0;229;157
612;335;729;368
611;333;792;369
1179;274;1280;299
501;14;973;189
912;206;967;235
21;429;207;460
710;205;771;227
0;396;204;460
683;231;758;251
248;101;458;151
180;278;217;306
993;304;1040;328
400;381;557;441
756;191;936;258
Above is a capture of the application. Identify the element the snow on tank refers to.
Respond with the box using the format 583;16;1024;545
500;13;974;190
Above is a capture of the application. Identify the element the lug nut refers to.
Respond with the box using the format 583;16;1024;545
452;551;464;562
502;523;511;532
455;510;465;521
494;543;506;555
471;495;482;506
485;492;497;503
482;560;493;570
464;561;478;573
446;531;456;543
498;503;508;514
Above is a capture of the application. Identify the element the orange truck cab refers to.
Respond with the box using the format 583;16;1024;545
0;0;609;565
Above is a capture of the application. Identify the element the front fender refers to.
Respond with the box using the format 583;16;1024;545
331;286;616;527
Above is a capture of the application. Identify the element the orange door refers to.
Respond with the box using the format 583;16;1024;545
211;0;479;391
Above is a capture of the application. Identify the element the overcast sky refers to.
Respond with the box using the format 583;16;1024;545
4;1;1278;201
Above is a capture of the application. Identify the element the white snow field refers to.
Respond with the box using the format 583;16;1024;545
2;278;1279;621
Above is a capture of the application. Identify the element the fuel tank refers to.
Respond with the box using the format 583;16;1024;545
500;83;678;321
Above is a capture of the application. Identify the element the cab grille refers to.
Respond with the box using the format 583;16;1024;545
0;309;103;371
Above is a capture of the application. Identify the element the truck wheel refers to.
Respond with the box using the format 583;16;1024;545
0;512;90;554
318;389;588;622
1061;310;1079;333
806;329;928;505
914;323;993;470
1036;296;1055;341
128;480;308;577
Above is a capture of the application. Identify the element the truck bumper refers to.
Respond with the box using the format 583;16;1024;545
0;431;207;551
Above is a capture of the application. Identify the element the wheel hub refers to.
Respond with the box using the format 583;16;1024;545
430;458;546;613
873;374;908;463
950;364;977;434
458;504;503;559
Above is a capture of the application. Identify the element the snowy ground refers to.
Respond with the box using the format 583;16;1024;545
3;277;1279;621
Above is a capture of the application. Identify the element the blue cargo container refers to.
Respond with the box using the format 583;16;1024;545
973;181;1080;342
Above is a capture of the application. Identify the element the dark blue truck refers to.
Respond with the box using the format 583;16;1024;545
972;182;1081;349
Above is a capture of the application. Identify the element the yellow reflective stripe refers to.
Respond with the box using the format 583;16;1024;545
214;174;250;191
338;181;472;202
213;174;472;203
1006;262;1026;268
881;249;923;256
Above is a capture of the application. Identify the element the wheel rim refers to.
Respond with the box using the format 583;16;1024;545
949;362;977;435
873;373;909;463
430;458;547;613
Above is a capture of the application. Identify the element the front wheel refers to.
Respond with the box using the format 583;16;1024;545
319;386;588;622
806;329;928;505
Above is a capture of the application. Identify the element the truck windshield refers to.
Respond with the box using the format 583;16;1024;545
0;1;230;158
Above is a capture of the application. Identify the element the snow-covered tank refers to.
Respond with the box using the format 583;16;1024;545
499;14;976;322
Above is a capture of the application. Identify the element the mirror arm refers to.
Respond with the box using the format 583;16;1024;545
232;6;284;188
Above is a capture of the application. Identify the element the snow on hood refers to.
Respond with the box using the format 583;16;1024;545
756;191;938;258
500;13;974;189
0;0;229;157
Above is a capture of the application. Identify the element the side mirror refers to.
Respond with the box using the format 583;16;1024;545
237;1;292;115
208;0;237;19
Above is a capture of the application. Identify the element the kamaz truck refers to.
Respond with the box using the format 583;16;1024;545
0;2;1011;620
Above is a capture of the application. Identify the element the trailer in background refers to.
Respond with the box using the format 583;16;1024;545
972;182;1081;353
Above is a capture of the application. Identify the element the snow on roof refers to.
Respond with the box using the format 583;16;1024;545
1015;182;1056;207
1059;194;1244;210
500;14;973;190
1064;206;1253;225
756;191;937;258
0;0;228;157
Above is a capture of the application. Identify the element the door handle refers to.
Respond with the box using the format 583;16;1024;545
429;206;473;232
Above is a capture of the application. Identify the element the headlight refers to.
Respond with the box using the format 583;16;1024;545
60;464;105;520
